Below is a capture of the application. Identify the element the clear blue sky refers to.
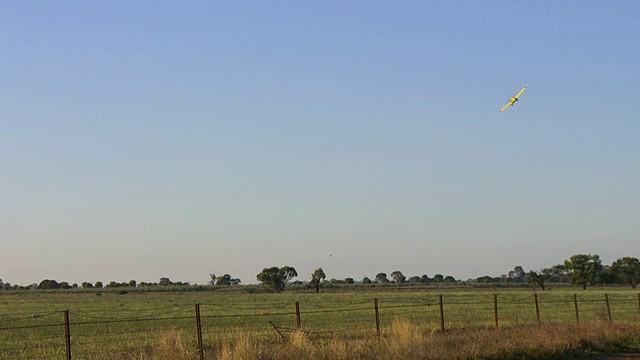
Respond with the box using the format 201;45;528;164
2;2;639;286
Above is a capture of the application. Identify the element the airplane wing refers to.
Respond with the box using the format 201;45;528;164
499;100;513;112
514;85;527;99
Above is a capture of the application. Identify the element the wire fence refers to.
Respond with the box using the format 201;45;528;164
1;292;639;359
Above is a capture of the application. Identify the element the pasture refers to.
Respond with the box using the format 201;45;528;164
1;286;639;359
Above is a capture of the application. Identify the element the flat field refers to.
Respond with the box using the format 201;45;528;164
1;286;639;359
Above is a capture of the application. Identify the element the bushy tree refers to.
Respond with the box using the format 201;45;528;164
390;271;406;284
564;254;602;290
375;273;389;283
610;257;640;289
215;274;240;285
257;266;297;292
525;268;556;291
310;268;326;293
38;279;60;289
362;277;372;284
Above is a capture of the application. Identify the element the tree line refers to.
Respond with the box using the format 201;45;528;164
1;254;638;292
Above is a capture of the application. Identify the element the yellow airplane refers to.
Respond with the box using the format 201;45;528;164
499;85;527;112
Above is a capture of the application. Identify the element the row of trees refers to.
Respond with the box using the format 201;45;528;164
524;255;640;291
2;254;638;292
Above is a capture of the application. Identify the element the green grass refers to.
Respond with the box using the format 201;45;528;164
1;286;639;359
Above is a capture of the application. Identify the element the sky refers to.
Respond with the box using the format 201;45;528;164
1;2;639;286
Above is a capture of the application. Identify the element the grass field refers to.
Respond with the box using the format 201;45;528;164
1;286;639;359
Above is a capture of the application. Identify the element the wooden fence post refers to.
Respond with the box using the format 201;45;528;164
374;298;380;337
439;295;445;334
195;303;204;360
534;293;541;326
605;294;612;322
295;302;301;330
573;294;579;324
63;310;71;360
493;294;499;328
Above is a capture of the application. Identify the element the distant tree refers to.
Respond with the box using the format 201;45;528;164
159;277;172;286
310;268;326;293
390;271;406;284
420;274;430;283
408;276;421;284
375;273;389;283
565;254;602;290
59;282;71;289
362;277;372;284
128;280;137;288
230;278;241;285
81;282;94;289
216;274;233;286
508;266;526;283
94;281;103;288
476;275;495;283
433;274;444;283
525;268;555;291
610;257;640;289
344;277;354;284
443;275;456;283
38;279;60;289
548;264;569;283
208;274;217;286
257;266;298;292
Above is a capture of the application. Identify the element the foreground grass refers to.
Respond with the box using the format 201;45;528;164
71;320;640;359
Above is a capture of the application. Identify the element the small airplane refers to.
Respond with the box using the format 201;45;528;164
499;85;527;112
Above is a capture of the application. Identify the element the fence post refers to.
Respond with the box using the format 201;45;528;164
63;310;71;360
195;303;204;360
493;294;499;328
438;295;445;334
605;294;612;322
638;293;640;319
573;294;579;324
534;293;541;326
374;298;381;337
295;302;301;330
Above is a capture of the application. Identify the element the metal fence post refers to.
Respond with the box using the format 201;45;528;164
573;294;579;324
374;298;380;337
195;303;204;360
63;310;71;360
439;295;445;334
534;293;541;326
295;302;301;330
493;294;499;328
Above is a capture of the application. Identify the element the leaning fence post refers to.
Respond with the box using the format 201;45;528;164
295;302;301;330
493;294;499;328
534;293;541;326
605;294;612;322
195;303;204;360
63;310;71;360
438;295;445;334
573;294;580;324
374;298;381;337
